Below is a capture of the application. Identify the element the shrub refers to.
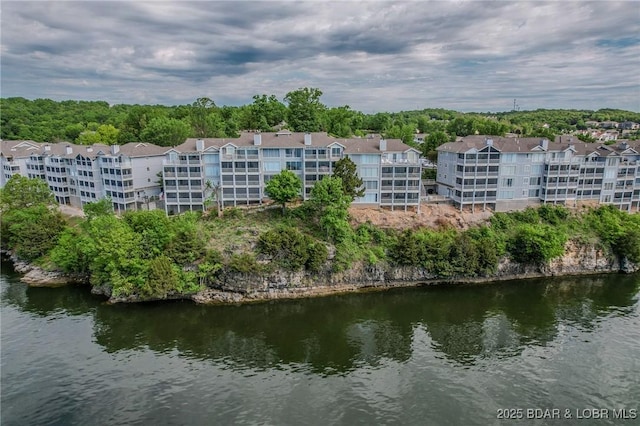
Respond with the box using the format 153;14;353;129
257;227;328;272
511;207;540;224
227;253;262;274
256;227;309;271
305;242;328;272
507;224;567;264
3;205;65;261
538;204;569;225
143;255;180;298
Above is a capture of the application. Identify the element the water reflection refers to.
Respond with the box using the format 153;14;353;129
2;260;639;374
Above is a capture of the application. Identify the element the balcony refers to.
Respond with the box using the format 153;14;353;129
162;159;201;166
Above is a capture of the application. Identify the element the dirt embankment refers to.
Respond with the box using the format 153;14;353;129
349;203;492;230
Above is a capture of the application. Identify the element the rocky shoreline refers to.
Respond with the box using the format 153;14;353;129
1;250;87;287
4;240;637;304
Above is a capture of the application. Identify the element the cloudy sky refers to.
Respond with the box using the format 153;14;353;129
1;1;639;113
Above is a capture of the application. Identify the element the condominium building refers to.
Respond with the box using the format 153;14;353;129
437;135;640;212
97;143;166;213
1;140;166;212
1;140;41;187
2;133;422;213
162;131;422;214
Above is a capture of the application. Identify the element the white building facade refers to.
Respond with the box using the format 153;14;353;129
1;140;166;212
437;136;640;212
162;131;422;214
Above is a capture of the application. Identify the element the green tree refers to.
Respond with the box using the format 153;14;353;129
164;212;206;266
119;105;166;143
326;106;355;137
123;209;173;258
0;175;55;211
189;97;224;137
50;227;92;274
385;123;416;145
64;123;86;141
308;176;353;242
2;204;65;260
83;198;113;221
422;130;449;158
284;87;326;132
140;117;191;146
248;94;287;130
332;157;364;201
83;215;147;297
446;117;475;136
265;170;302;214
143;255;180;298
76;124;120;145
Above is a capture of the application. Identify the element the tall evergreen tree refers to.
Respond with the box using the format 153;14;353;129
332;157;364;201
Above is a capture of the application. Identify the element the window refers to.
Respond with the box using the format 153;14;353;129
502;178;514;187
502;154;516;163
331;147;342;157
360;167;379;178
499;190;514;199
501;165;516;175
263;148;280;158
286;161;302;171
363;193;378;203
263;161;281;172
604;182;613;190
364;181;378;190
285;148;302;158
361;154;379;164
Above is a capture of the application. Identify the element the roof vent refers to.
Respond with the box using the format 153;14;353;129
379;139;387;151
110;145;120;155
196;139;205;151
66;145;73;155
304;133;312;146
253;134;262;146
486;138;493;147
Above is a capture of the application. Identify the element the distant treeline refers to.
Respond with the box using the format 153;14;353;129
2;91;639;157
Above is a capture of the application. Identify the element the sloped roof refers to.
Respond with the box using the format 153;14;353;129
0;140;41;158
177;132;413;154
117;142;168;157
437;135;640;156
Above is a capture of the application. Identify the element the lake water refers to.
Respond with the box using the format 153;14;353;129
1;261;639;425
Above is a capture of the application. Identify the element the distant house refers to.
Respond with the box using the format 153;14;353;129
619;121;639;130
600;121;619;129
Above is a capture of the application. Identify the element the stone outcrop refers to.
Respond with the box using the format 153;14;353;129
194;240;637;304
4;240;638;304
1;249;87;287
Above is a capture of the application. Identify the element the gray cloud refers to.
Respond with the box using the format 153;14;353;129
1;1;638;112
